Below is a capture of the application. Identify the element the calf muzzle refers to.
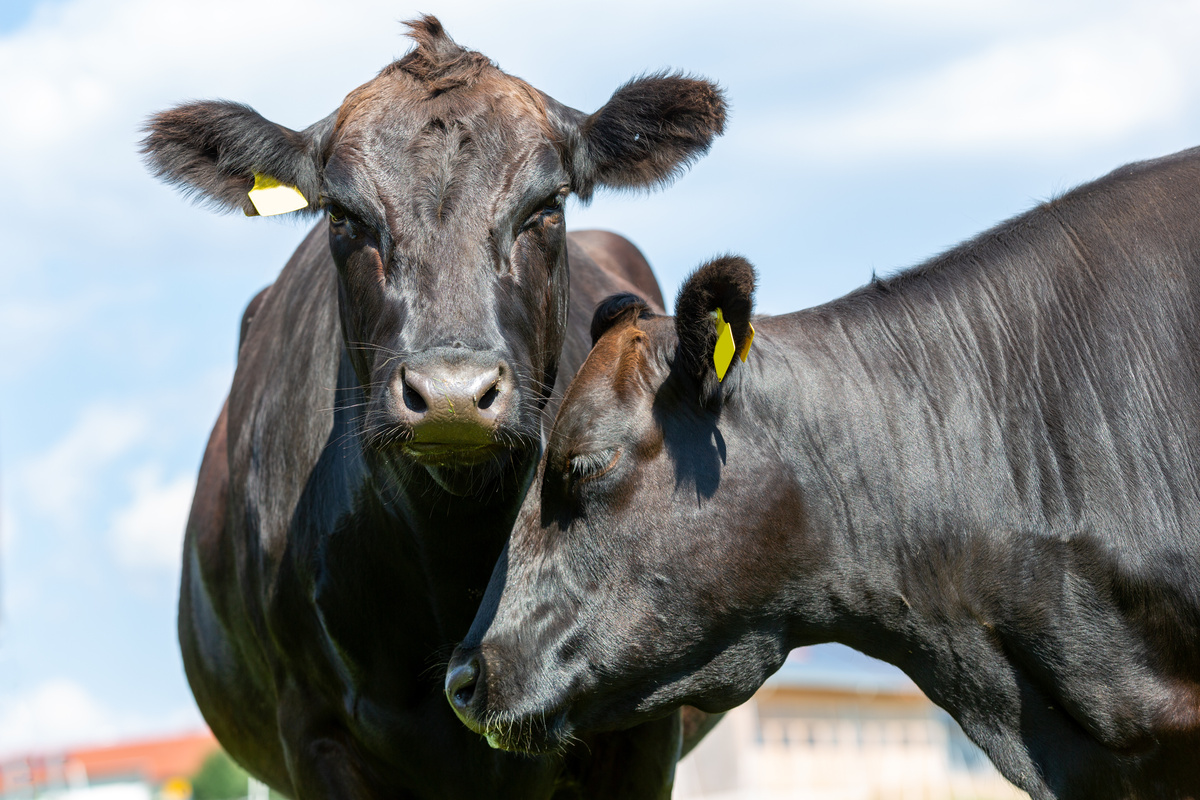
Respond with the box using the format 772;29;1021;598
445;650;483;729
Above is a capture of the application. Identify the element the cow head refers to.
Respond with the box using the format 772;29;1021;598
446;257;805;751
142;16;725;495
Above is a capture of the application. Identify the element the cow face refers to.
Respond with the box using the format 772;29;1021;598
142;16;725;494
447;257;799;751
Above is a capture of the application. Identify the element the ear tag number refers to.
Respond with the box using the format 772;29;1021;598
247;173;308;216
711;308;736;382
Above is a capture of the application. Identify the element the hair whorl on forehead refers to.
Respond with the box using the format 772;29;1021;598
384;15;495;93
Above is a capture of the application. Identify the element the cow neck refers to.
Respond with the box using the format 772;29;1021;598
744;270;1068;670
737;249;1200;787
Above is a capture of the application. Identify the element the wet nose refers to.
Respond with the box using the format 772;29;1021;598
396;360;511;440
445;652;483;726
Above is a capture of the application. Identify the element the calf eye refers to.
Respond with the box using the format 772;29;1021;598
568;448;621;485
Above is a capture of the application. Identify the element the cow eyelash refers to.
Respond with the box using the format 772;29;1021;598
568;448;621;484
323;201;362;239
522;191;567;231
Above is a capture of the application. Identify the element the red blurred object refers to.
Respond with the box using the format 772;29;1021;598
0;730;218;794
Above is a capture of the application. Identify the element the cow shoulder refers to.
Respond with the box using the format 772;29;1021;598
226;223;344;565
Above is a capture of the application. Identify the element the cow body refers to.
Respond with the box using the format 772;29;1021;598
183;227;673;797
146;17;726;799
449;147;1200;799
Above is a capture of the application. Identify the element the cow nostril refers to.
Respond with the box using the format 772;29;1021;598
445;657;481;717
402;374;428;414
477;382;500;411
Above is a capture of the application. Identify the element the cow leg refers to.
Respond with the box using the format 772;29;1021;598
276;685;395;800
566;712;682;800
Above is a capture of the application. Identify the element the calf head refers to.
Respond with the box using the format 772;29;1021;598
142;16;725;494
447;257;804;750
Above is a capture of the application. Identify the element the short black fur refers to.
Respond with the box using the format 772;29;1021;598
453;145;1200;800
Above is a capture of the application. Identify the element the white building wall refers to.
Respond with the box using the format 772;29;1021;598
674;695;1028;800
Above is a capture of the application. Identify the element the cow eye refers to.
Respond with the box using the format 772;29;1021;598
325;202;359;239
523;191;567;231
568;448;621;485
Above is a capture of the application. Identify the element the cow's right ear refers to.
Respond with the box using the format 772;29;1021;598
141;101;334;217
674;256;757;398
590;293;656;347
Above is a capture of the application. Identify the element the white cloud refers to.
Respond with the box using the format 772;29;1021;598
0;679;117;754
0;290;132;379
1;499;16;561
0;679;203;757
109;467;195;571
23;405;146;528
748;15;1191;161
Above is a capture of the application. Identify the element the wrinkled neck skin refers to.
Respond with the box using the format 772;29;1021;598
731;289;1200;798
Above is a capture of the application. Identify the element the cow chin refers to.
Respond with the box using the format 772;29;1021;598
475;709;573;756
419;453;509;496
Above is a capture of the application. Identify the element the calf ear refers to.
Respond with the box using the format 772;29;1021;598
563;73;726;201
141;101;334;217
674;256;756;392
590;293;656;346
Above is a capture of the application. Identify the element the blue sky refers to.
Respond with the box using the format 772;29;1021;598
4;0;1200;754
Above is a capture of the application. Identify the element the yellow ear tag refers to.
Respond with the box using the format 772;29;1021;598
738;321;755;362
711;307;736;382
247;173;308;216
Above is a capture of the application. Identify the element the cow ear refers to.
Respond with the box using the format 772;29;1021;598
141;101;334;217
564;73;726;201
674;256;756;394
590;293;656;347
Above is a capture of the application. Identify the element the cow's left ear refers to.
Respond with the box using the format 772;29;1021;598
550;74;727;201
674;256;756;395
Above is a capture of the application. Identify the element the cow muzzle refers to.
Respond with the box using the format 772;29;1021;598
444;646;570;755
391;351;515;465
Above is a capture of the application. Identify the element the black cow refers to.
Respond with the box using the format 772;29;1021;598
141;17;726;799
448;148;1200;799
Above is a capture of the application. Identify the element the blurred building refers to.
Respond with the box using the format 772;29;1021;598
675;645;1028;800
0;732;214;799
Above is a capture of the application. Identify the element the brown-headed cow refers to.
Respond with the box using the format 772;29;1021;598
450;149;1200;800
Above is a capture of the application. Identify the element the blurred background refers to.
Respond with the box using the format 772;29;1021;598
5;0;1200;796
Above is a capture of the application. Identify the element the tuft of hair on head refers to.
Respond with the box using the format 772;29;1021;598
590;293;656;346
674;255;757;381
387;15;493;93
